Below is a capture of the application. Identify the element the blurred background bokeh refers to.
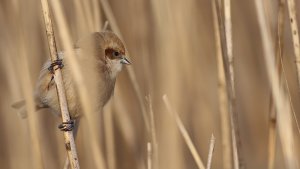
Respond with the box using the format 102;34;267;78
0;0;300;169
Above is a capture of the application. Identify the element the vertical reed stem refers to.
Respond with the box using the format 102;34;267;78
286;0;300;136
19;37;44;169
147;142;152;169
39;0;80;168
255;0;298;168
211;0;232;168
147;95;159;169
215;0;243;168
49;0;107;168
286;0;300;92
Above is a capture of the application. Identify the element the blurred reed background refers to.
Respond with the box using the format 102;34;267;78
0;0;300;169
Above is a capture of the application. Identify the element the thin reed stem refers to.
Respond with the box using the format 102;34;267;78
211;0;232;168
39;0;79;168
215;0;243;168
102;21;109;31
286;0;300;92
206;134;216;169
104;101;116;169
255;0;298;168
286;0;300;136
19;35;44;169
8;2;45;168
146;95;159;169
267;0;285;168
91;0;101;31
81;0;94;32
74;0;87;35
162;95;205;169
147;142;152;169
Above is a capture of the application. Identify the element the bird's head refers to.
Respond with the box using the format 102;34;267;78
76;31;130;78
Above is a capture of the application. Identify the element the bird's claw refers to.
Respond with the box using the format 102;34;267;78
58;120;75;131
48;59;64;74
47;58;64;90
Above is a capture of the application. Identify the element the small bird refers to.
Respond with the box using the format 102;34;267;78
13;31;130;131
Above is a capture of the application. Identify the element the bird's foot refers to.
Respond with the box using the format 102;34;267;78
48;58;64;74
47;58;64;90
58;120;75;131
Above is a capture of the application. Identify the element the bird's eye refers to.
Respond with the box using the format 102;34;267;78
105;48;122;60
113;51;120;57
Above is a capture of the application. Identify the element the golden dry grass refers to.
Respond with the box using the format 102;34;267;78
0;0;300;169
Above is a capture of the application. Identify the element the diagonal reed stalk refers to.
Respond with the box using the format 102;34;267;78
162;95;205;169
39;0;80;168
206;134;216;169
267;0;285;168
215;0;243;168
255;0;298;168
211;0;232;168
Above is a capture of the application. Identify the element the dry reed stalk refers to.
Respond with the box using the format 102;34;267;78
162;95;205;169
211;0;232;168
267;0;285;168
99;0;150;131
215;0;242;168
147;142;152;169
223;0;234;93
263;0;274;36
223;0;242;167
5;57;22;106
286;0;300;92
5;2;43;167
255;0;298;168
114;89;136;147
39;0;80;168
18;35;44;169
81;0;95;32
146;95;159;169
73;0;88;36
102;21;109;31
104;100;116;169
285;75;300;135
63;158;70;169
286;0;300;136
206;134;216;169
149;1;185;168
91;0;101;31
267;104;277;169
48;0;106;168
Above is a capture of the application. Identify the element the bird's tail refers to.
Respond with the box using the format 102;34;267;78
11;100;28;119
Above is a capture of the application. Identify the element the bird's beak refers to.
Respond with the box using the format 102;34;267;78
120;56;131;65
